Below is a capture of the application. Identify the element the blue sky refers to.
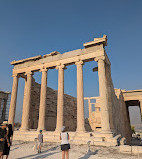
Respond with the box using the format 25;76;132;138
0;0;142;121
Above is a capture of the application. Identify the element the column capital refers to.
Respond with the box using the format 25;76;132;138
94;56;105;62
12;73;18;77
75;60;84;66
40;68;48;72
25;71;33;76
56;64;66;70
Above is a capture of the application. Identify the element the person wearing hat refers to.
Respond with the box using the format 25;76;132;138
0;121;10;158
37;130;43;153
60;126;70;159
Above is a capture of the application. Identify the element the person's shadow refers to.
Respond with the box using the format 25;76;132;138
17;146;59;159
78;150;98;159
31;152;59;159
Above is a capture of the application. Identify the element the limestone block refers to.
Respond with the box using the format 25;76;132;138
119;145;132;154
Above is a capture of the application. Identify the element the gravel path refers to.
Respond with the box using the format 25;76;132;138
6;141;142;159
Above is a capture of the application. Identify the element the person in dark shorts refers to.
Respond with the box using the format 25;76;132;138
60;126;70;159
0;121;9;158
2;124;13;159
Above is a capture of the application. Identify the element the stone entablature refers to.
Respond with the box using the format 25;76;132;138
0;91;10;100
122;89;142;101
11;35;109;74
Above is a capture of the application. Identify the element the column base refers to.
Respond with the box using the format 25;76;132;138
100;130;115;137
19;127;29;131
76;129;86;133
55;128;61;133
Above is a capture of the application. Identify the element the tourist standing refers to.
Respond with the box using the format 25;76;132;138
0;121;10;159
60;126;70;159
37;130;43;153
2;124;13;159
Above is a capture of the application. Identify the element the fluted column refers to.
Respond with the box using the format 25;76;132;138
8;74;19;125
55;64;65;132
20;71;33;131
1;99;7;121
95;56;111;133
38;68;48;131
75;61;85;132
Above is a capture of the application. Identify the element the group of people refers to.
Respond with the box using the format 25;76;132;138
0;121;69;159
0;121;13;159
38;126;70;159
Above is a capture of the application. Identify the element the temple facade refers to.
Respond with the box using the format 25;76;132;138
8;35;142;146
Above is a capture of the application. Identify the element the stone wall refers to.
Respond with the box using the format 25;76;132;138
29;78;77;131
114;89;132;144
105;64;132;144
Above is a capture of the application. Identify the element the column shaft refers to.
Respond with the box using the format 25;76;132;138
139;101;142;121
20;72;32;131
1;99;7;121
38;69;47;130
88;99;92;118
8;74;19;125
97;58;111;133
55;65;64;132
76;61;85;132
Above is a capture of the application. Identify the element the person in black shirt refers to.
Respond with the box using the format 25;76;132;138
0;122;9;158
2;124;13;159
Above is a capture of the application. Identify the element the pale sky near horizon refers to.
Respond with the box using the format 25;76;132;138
0;0;142;123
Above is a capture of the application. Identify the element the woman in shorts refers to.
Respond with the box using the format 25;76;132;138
60;126;70;159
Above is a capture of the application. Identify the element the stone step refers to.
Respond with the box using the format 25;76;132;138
13;131;119;146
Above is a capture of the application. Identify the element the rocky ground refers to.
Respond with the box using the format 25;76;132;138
7;141;142;159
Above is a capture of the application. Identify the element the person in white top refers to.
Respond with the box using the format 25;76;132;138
60;126;70;159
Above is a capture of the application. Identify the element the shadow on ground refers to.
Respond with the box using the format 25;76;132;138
78;150;98;159
17;146;59;159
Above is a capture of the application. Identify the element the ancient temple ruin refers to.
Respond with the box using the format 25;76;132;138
0;91;11;123
8;35;142;146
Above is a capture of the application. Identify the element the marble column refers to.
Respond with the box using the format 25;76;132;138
139;100;142;121
38;68;48;131
55;64;65;132
88;99;92;119
95;56;111;133
20;71;33;131
75;61;85;132
1;99;7;121
8;74;19;125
